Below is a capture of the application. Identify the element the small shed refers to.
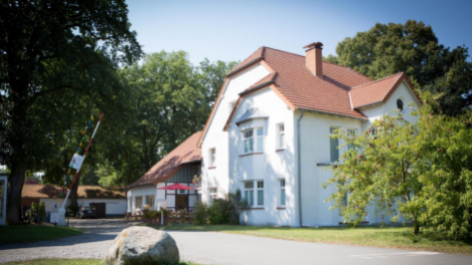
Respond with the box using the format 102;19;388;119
21;184;127;217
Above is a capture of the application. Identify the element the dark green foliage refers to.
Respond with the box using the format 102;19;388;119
0;0;142;223
330;20;472;116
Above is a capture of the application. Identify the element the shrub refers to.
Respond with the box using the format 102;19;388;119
193;190;247;225
31;202;46;221
192;202;208;225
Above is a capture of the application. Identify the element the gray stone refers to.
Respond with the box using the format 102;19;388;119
106;226;179;265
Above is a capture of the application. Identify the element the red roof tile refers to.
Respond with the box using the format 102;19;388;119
127;131;202;189
259;47;372;119
350;72;405;109
22;184;125;199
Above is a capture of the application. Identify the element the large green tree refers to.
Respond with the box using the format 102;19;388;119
327;20;472;116
325;93;472;238
0;0;141;224
96;52;224;186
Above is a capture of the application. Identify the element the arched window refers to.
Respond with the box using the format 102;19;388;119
397;99;404;112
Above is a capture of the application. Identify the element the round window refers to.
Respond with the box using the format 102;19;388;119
397;99;404;112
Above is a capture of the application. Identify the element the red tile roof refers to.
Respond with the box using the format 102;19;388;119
22;184;125;199
350;72;405;109
200;46;417;145
127;131;202;189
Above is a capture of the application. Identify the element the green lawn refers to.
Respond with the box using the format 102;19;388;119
147;224;472;255
3;259;205;265
0;225;83;244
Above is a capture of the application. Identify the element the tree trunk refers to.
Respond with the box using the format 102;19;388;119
414;221;420;235
6;164;26;224
69;173;80;209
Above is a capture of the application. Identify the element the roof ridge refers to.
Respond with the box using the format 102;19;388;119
263;46;305;58
263;47;373;83
351;72;404;90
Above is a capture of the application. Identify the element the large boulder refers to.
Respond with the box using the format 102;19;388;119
106;226;179;265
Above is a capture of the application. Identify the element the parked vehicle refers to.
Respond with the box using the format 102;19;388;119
76;206;97;219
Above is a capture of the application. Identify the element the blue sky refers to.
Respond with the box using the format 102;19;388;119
126;0;472;66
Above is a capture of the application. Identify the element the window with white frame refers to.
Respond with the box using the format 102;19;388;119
277;124;285;149
244;181;254;206
243;128;264;154
279;179;286;207
209;187;218;204
146;195;155;209
330;127;340;162
256;181;264;206
135;196;143;210
209;148;216;167
243;130;254;153
347;129;357;150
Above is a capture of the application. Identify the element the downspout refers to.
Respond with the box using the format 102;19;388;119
297;109;305;227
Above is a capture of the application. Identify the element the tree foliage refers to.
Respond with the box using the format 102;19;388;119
325;93;472;238
0;0;141;223
327;20;472;116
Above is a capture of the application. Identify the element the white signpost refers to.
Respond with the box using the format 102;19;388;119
58;114;104;226
50;212;59;224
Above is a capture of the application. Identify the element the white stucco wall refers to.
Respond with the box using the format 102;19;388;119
298;111;364;226
126;185;156;212
201;63;271;205
227;88;296;226
41;198;127;215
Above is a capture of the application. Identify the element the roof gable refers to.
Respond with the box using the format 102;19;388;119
128;131;202;189
349;72;419;109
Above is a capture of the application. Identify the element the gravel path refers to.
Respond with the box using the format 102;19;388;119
0;219;139;264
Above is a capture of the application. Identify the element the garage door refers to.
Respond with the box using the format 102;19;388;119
90;203;106;218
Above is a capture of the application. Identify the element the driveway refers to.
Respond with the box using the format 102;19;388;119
0;219;139;264
0;220;471;265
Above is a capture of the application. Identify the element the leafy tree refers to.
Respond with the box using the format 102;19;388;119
0;0;141;224
328;20;472;115
199;59;239;104
325;93;472;238
95;51;219;186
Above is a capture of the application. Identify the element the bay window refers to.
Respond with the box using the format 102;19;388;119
243;128;263;154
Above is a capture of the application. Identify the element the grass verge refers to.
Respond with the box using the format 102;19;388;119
147;224;472;255
0;225;83;244
3;259;205;265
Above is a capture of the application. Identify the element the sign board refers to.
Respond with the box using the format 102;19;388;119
50;212;59;224
69;154;85;171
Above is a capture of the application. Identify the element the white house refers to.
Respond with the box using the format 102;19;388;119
21;184;127;217
198;42;421;227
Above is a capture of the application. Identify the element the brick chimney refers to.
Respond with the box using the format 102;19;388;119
303;42;323;77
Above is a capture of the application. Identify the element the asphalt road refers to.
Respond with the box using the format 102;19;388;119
0;219;470;265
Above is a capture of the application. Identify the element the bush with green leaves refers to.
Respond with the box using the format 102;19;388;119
325;92;472;239
192;190;246;225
